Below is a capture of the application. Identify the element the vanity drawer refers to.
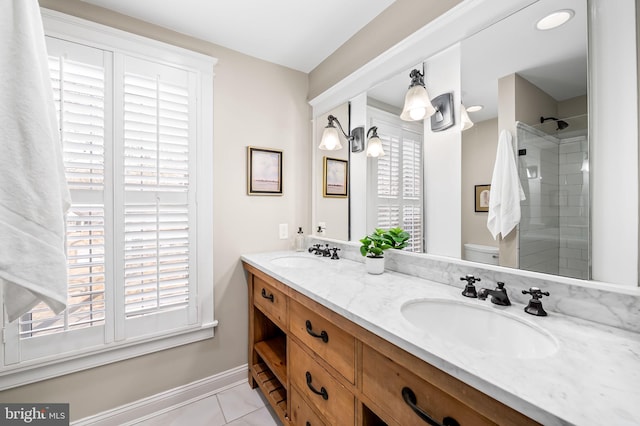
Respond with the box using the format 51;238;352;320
289;299;356;383
253;276;287;327
290;339;355;426
290;386;327;426
362;344;495;426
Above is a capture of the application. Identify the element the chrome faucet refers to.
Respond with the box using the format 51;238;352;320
477;282;511;306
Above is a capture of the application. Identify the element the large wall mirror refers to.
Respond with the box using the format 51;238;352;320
311;0;638;287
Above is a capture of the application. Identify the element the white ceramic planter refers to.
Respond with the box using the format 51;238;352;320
365;256;385;274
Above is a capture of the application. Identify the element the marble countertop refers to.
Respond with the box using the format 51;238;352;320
241;251;640;426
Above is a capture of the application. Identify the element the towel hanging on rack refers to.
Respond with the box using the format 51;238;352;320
0;0;71;322
487;130;525;239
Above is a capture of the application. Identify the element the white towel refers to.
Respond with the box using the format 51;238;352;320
487;130;525;239
0;0;71;322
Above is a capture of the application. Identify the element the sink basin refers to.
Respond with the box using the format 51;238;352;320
401;299;558;359
270;255;323;268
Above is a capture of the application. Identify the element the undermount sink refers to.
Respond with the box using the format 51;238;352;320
270;255;323;268
401;298;558;359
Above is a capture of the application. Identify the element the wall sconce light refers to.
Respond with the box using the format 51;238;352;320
400;68;436;121
319;114;365;152
461;103;474;131
365;126;384;157
430;92;454;132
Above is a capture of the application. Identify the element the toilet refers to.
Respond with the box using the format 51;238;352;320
464;243;499;265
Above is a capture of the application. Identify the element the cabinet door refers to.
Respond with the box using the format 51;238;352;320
289;299;356;383
362;344;494;426
289;339;355;425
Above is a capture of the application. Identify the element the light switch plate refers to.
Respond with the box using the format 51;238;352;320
279;223;288;239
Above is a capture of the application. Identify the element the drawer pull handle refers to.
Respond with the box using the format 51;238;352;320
261;288;274;302
305;320;329;343
401;387;460;426
306;371;329;400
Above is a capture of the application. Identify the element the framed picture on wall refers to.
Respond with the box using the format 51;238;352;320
475;184;491;212
323;157;348;198
247;146;283;195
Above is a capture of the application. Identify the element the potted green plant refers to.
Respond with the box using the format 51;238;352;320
360;227;410;274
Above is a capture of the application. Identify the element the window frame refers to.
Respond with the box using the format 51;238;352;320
0;8;217;391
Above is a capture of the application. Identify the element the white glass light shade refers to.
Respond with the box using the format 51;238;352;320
400;85;436;121
366;136;385;157
461;105;474;131
319;126;343;150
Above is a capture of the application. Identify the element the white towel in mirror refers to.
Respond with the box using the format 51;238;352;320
487;130;525;239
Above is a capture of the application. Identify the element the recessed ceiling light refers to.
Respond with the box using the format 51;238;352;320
466;105;483;112
536;9;574;30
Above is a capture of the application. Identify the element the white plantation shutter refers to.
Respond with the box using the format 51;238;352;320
119;56;196;336
377;133;400;198
124;204;190;317
403;204;423;252
370;112;424;252
401;132;423;252
402;134;421;199
377;205;400;229
17;39;107;346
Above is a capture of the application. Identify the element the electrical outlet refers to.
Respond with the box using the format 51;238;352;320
279;223;288;239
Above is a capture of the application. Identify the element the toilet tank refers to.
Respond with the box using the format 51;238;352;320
464;243;499;265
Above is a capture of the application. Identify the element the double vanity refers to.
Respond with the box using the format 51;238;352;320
242;243;640;425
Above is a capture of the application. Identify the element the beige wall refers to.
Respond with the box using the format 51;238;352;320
461;118;499;252
514;74;558;126
0;0;310;420
558;95;587;118
308;0;462;100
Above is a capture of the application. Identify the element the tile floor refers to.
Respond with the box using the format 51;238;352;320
133;381;282;426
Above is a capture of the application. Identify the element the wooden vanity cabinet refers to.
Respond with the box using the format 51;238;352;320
243;262;540;426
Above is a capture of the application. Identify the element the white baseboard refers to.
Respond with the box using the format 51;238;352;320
72;364;248;426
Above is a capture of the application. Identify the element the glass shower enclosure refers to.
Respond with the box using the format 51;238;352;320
516;119;589;279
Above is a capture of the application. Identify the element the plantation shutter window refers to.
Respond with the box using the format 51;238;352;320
1;10;215;390
369;111;424;253
376;130;401;229
401;131;423;252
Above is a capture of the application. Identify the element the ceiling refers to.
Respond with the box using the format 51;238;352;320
368;0;587;123
80;0;395;72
